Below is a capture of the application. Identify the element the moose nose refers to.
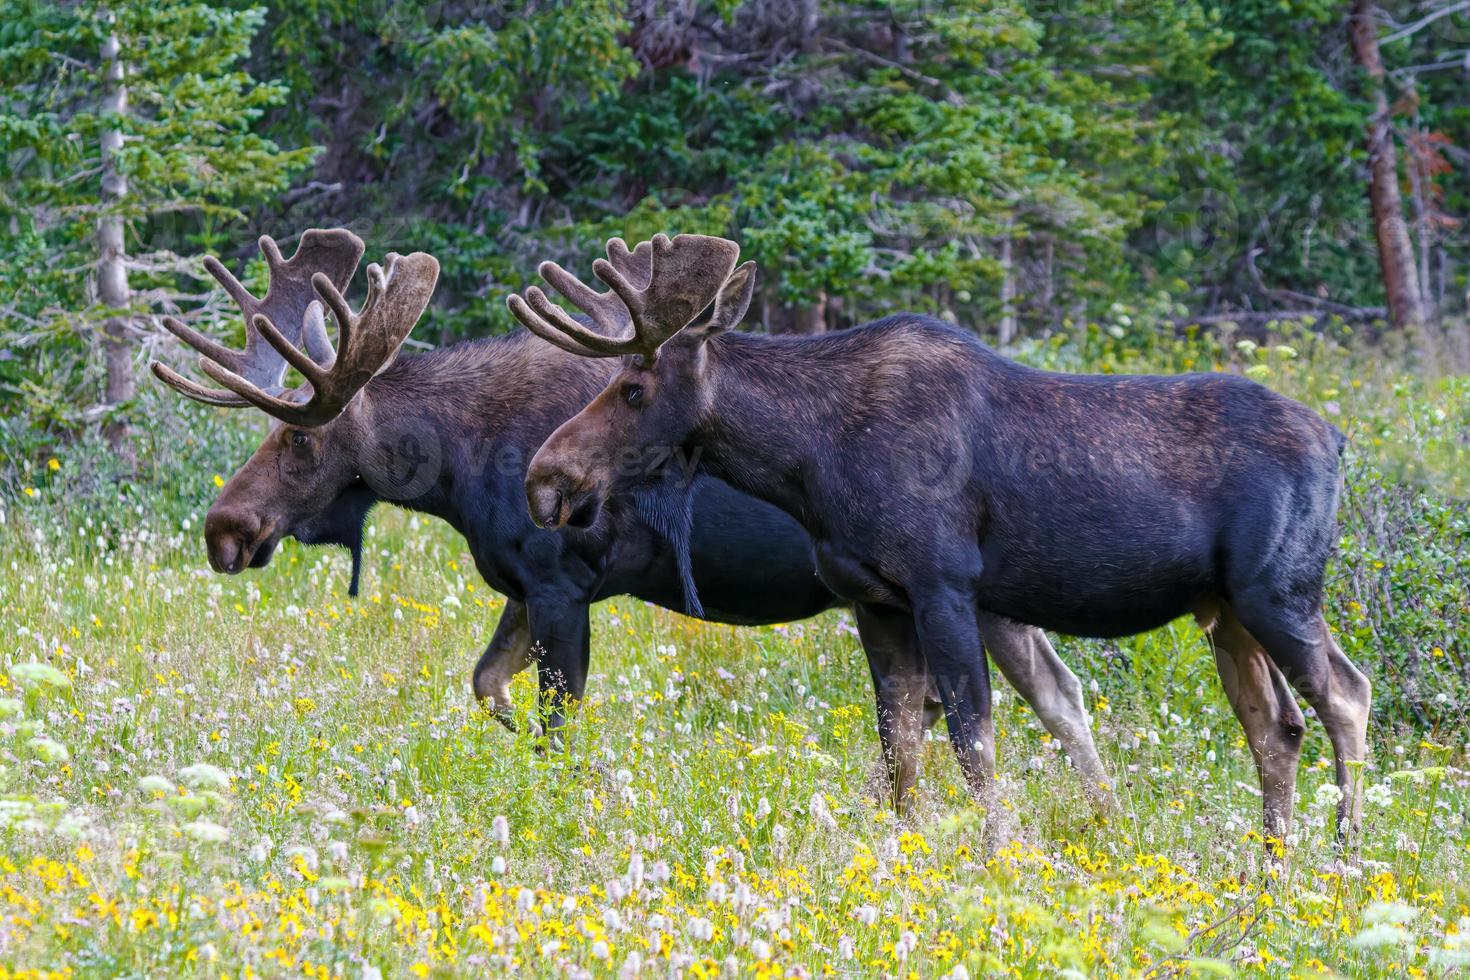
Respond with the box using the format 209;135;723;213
526;479;570;530
204;509;261;574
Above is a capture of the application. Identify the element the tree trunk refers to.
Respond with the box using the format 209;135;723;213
998;221;1017;345
98;24;135;466
769;288;827;335
1350;0;1426;328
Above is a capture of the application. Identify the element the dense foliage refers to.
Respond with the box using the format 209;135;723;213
5;1;1470;432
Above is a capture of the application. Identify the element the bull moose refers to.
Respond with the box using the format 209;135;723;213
510;233;1372;845
149;229;1115;809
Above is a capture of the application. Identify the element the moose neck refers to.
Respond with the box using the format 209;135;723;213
357;333;613;531
689;331;851;529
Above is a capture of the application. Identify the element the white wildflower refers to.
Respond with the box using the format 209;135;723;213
1312;782;1344;810
179;762;230;792
1351;923;1411;950
184;820;229;844
1365;783;1393;808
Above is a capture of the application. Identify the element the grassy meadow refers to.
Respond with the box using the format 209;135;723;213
0;325;1468;978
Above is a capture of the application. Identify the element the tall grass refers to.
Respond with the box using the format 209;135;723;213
0;321;1465;975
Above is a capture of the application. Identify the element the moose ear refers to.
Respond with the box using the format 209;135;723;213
689;260;756;340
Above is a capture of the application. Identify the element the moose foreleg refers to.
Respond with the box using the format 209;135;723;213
526;599;593;748
472;599;533;730
913;590;998;820
854;603;930;816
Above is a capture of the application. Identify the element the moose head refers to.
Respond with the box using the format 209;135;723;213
509;233;756;530
151;230;439;591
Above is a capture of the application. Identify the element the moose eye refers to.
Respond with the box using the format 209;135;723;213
622;383;644;408
289;430;310;450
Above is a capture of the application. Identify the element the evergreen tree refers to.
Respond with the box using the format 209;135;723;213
0;0;313;458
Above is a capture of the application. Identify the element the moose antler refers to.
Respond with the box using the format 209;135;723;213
508;233;742;360
193;250;440;427
151;229;365;407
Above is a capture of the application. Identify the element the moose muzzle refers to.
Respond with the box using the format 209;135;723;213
524;456;605;531
204;507;277;574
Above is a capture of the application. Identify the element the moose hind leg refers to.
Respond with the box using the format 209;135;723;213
979;612;1117;817
855;603;930;815
1204;604;1306;847
1235;605;1371;845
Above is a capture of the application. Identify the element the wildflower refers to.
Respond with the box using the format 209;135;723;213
1429;916;1470;969
837;935;854;959
1311;782;1344;810
179;763;230;792
620;952;642;979
0;697;23;719
1362;901;1418;926
591;941;610;960
1351;923;1411;950
628;851;644;890
11;662;71;692
286;846;320;873
137;775;175;796
1365;783;1393;808
490;856;506;874
28;736;69;763
184;820;230;844
750;939;772;961
491;814;510;844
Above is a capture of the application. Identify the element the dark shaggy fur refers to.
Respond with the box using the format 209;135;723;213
527;309;1371;843
206;330;840;732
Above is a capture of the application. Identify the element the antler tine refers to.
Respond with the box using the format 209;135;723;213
150;228;365;408
603;238;653;291
508;234;741;361
506;291;611;358
250;309;330;392
189;251;439;428
150;359;252;408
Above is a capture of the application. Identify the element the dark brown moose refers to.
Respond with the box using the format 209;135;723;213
511;233;1372;845
149;229;1112;790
